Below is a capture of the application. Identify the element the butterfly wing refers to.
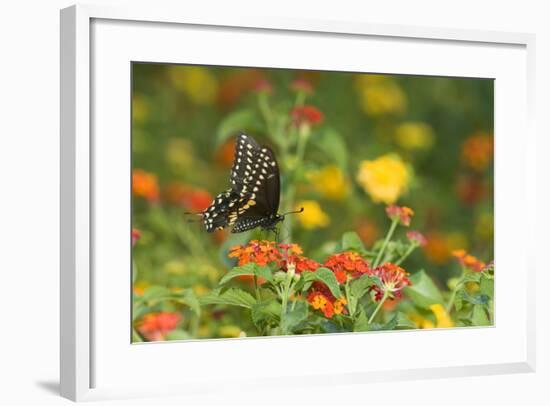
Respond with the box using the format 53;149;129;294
202;189;246;232
203;133;281;234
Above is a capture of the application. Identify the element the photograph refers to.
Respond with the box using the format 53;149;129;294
131;63;494;342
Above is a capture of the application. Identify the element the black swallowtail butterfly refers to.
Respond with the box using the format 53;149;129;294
197;134;301;235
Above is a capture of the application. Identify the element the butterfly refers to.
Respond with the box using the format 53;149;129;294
196;134;301;235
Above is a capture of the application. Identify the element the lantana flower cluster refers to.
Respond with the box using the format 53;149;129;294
227;239;412;319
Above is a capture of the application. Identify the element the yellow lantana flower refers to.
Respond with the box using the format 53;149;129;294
394;121;435;150
168;66;218;105
429;304;454;328
307;165;350;201
219;325;243;338
355;74;407;116
356;154;411;204
295;200;329;229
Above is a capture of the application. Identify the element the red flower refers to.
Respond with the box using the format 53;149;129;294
252;79;273;94
324;251;371;283
291;105;324;126
371;263;411;301
452;249;486;272
406;230;427;246
136;312;181;341
132;228;141;247
385;205;414;226
290;78;314;94
164;182;212;212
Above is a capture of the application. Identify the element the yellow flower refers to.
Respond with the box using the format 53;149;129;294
219;325;242;338
295;200;330;229
356;154;411;204
307;165;350;201
168;66;218;105
429;304;454;328
355;74;407;116
409;314;435;329
165;138;195;175
394;121;435;150
132;94;149;124
193;284;209;297
163;260;186;275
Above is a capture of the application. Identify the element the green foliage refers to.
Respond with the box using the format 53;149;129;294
200;288;257;309
404;270;444;309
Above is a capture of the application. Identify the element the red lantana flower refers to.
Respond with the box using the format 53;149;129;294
324;251;371;284
136;312;181;341
451;249;486;272
132;228;141;247
406;230;427;246
291;105;324;126
371;263;411;301
385;205;414;226
252;79;273;94
290;78;314;94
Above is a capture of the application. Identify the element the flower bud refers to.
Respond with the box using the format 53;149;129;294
274;271;287;283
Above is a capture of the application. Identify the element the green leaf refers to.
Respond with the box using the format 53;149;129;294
341;231;365;251
391;312;417;329
353;309;370;332
350;274;377;300
480;274;494;298
403;270;444;309
281;301;308;333
216;109;262;145
312;268;343;298
472;304;491;326
463;292;490;305
316;128;348;171
454;290;464;312
180;288;201;316
165;329;192;341
140;285;173;305
251;300;281;328
462;272;482;283
219;263;273;285
199;288;256;309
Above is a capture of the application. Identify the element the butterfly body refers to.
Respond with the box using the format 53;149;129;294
200;134;283;234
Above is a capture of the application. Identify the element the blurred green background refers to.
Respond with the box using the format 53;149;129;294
131;63;493;340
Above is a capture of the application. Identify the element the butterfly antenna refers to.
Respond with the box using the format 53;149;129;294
281;207;304;216
183;211;204;224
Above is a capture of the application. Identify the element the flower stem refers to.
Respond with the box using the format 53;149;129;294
373;219;398;268
253;274;261;302
368;291;389;324
394;243;416;266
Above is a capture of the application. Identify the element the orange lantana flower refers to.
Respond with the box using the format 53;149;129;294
132;169;160;203
452;249;486;272
385;205;414;226
136;312;180;341
324;251;371;284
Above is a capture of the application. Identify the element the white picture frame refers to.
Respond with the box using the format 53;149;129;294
60;4;536;402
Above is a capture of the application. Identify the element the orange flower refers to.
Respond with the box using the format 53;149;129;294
291;105;324;126
136;312;180;341
307;284;347;318
215;138;237;168
217;69;266;108
456;175;488;205
324;251;371;284
452;249;486;272
228;240;282;266
461;132;493;171
371;263;411;300
385;205;414;226
132;228;141;247
132;169;160;203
